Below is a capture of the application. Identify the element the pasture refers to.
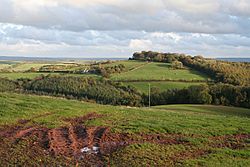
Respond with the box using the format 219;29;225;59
0;93;249;166
0;72;48;79
10;63;50;72
104;60;148;71
0;72;99;80
110;61;210;81
124;81;203;93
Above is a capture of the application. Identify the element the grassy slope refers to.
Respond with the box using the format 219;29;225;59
0;64;11;70
104;60;147;71
111;61;209;81
0;72;49;79
0;61;18;69
0;93;249;166
124;81;203;94
109;60;209;92
0;72;99;80
10;63;50;71
1;60;209;93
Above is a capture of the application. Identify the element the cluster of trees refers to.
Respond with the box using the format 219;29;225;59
179;56;250;86
22;76;142;106
0;78;18;92
37;61;125;77
132;51;179;63
145;84;250;108
94;64;126;78
132;51;250;86
0;76;249;108
171;61;183;69
39;64;80;73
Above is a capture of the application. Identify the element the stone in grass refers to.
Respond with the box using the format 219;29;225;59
80;146;100;154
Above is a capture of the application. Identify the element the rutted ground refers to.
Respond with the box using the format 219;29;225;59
0;93;250;166
0;112;249;166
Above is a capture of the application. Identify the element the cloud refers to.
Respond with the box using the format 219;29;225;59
228;0;250;17
0;0;248;34
0;0;249;58
1;23;250;58
129;39;153;50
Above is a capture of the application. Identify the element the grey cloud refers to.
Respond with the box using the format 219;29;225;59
1;23;250;58
0;0;250;58
0;0;249;34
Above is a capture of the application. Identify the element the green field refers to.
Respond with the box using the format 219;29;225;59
0;60;100;79
0;72;99;80
0;64;11;70
0;61;18;65
111;61;210;81
104;60;148;71
0;61;86;72
10;63;50;72
125;81;203;93
0;93;249;166
0;72;49;79
1;93;249;133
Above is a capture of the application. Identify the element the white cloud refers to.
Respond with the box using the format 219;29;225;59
0;1;249;58
0;0;248;33
150;32;182;43
129;39;153;50
228;0;250;17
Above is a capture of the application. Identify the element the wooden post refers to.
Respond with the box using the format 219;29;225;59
148;83;151;108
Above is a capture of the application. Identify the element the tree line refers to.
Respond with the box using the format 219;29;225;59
132;51;250;86
2;76;142;106
0;75;249;108
38;62;126;77
145;84;250;108
94;64;126;78
0;78;19;92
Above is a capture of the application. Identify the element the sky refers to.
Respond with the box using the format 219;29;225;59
0;0;250;58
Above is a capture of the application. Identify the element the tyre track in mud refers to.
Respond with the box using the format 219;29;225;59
0;112;53;139
1;112;249;166
48;127;73;156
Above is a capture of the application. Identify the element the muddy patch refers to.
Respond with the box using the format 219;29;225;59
209;134;250;150
1;112;248;166
0;112;193;166
63;112;104;125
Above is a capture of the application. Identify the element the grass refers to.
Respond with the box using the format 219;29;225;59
111;61;210;81
0;93;249;166
124;81;203;93
0;72;100;80
10;63;50;72
0;64;11;70
103;60;147;71
154;104;250;117
0;59;248;166
0;61;18;65
0;72;49;79
0;93;249;134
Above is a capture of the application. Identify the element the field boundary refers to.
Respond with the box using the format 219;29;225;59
127;62;151;72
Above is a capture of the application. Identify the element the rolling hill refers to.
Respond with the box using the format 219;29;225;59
0;93;249;166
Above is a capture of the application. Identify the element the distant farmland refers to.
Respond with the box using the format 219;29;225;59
108;60;210;92
124;81;203;94
110;62;209;81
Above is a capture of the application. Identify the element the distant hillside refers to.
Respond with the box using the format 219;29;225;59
217;58;250;62
0;56;126;62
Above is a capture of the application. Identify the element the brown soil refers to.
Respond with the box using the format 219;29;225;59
1;112;248;166
210;134;250;149
0;112;192;166
63;112;104;125
171;149;212;163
